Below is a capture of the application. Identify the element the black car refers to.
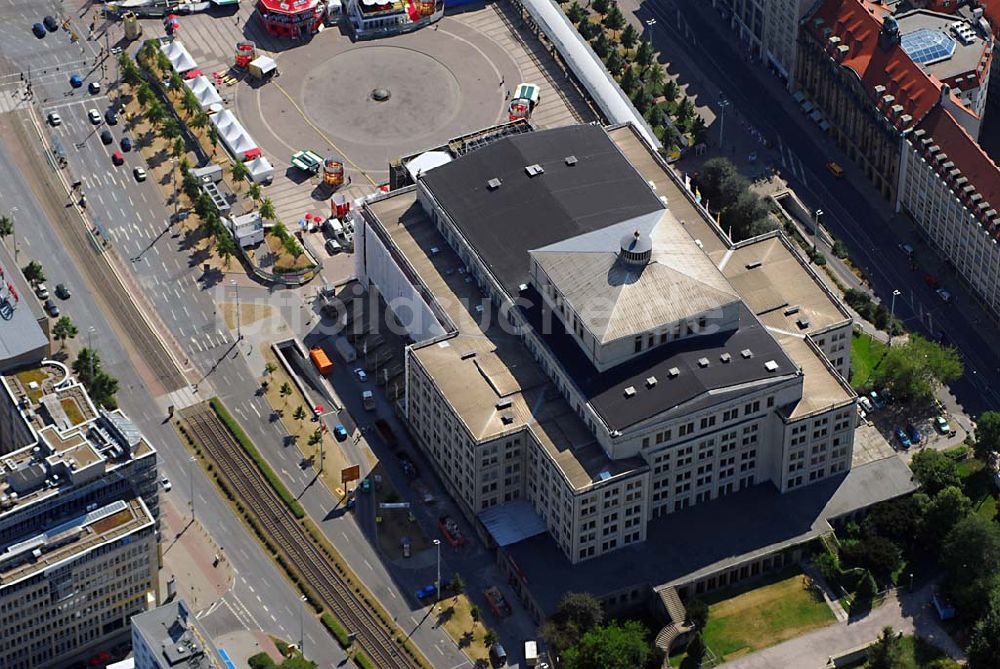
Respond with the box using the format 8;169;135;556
55;283;71;299
120;136;132;152
43;15;58;32
105;108;118;125
100;129;113;145
44;299;59;317
31;23;45;38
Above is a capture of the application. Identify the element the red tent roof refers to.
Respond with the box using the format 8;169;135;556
257;0;319;14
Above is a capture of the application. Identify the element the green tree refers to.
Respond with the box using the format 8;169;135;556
181;89;200;117
156;52;172;76
159;118;181;141
602;5;625;33
675;97;695;123
562;620;651;669
605;49;624;76
865;626;905;669
862;494;929;555
726;189;774;241
686;632;706;667
145;101;166;129
700;157;742;208
216;232;237;268
207;124;219;154
620;66;640;95
190;111;210;130
686;598;709;630
875;335;963;404
973;411;1000;464
591;30;612;58
249;182;262;203
620;24;639;52
968;590;1000;669
265;361;278;376
308;428;323;447
942;515;1000;621
566;1;587;25
631;87;653;115
283;236;303;261
483;628;498;648
259;197;277;222
635;40;655;72
90;370;120;408
910;449;961;496
121;58;141;86
22;260;45;286
136;82;154;108
169;71;184;92
449;573;465;596
231;160;250;189
470;604;481;627
841;535;902;582
591;0;609;16
644;65;666;96
73;348;101;385
579;19;601;41
279;381;293;405
52;316;78;348
0;215;12;245
293;405;307;422
662;78;679;104
542;591;604;654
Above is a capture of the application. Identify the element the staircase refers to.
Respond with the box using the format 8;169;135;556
654;586;694;665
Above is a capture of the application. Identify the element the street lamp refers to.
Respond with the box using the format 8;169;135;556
890;289;901;342
433;539;441;610
87;326;96;379
8;207;17;261
232;279;242;341
718;96;730;148
299;595;306;659
813;209;823;252
188;456;196;522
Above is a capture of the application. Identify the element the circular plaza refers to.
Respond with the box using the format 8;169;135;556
236;19;521;176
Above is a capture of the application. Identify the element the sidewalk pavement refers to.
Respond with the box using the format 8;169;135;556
718;582;965;668
159;495;234;613
800;562;848;623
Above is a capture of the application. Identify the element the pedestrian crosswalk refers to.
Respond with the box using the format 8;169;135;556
777;138;808;188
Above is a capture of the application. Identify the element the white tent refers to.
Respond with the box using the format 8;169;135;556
248;55;277;79
211;109;258;160
159;41;198;74
405;151;452;181
184;76;222;110
246;156;274;185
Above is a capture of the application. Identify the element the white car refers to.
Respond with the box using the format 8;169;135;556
47;112;61;126
161;477;172;491
354;368;368;382
87;108;101;124
936;288;953;303
133;167;147;182
898;243;914;257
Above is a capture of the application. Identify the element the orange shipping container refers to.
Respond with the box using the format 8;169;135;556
309;347;333;375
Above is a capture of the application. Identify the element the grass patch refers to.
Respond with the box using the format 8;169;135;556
851;332;888;390
60;398;86;425
700;570;836;661
438;593;491;665
353;652;376;669
320;612;352;649
956;457;998;522
209;397;305;519
898;635;960;668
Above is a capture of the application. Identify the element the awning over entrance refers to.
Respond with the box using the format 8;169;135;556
479;500;547;547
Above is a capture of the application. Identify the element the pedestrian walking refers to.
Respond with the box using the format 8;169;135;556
500;75;504;87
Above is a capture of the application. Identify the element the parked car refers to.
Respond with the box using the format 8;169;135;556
44;299;59;317
55;283;70;299
333;424;348;441
111;151;124;166
120;136;132;152
360;478;371;493
87;108;101;124
161;477;172;491
88;81;101;94
100;129;113;145
895;427;912;449
43;15;59;32
934;415;952;435
35;283;49;300
32;23;46;38
936;288;953;303
133;167;147;182
354;368;368;382
401;536;411;558
825;161;844;178
325;239;342;256
898;243;914;257
907;424;922;444
869;391;885;410
415;584;437;600
859;396;874;413
47;111;61;126
105;108;118;125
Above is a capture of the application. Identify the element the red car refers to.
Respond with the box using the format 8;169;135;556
924;274;940;289
111;151;124;166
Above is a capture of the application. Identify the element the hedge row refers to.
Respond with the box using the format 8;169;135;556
353;651;376;669
209;397;305;519
321;613;352;649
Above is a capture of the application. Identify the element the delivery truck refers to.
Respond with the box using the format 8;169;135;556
309;347;333;375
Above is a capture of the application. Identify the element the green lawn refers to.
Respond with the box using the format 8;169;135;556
851;332;888;390
956;456;998;522
672;570;836;665
897;635;960;669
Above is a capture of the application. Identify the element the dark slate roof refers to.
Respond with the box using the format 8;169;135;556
419;124;664;294
504;456;918;615
517;286;796;431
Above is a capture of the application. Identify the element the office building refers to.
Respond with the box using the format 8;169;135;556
710;0;818;85
132;599;222;669
0;363;159;668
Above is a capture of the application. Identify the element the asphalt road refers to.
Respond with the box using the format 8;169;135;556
650;0;1000;415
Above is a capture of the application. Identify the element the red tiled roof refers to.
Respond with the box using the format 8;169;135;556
917;105;1000;219
806;0;943;126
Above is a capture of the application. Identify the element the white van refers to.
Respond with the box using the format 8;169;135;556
324;217;344;238
524;640;538;666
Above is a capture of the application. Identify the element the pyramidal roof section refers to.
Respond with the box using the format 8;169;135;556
529;211;739;345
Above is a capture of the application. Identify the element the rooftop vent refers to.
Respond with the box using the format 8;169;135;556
430;246;440;255
796;316;811;330
745;260;762;270
495;398;512;410
764;360;780;372
646;376;657;388
624;386;637;398
524;164;544;177
564;155;578;166
619;230;652;267
486;177;502;190
475;305;484;314
518;283;528;293
501;413;515;425
741;349;753;359
460;351;476;360
783;305;800;316
697;357;710;368
667;367;680;378
720;352;732;363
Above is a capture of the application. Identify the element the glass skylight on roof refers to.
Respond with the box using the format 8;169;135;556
900;29;956;65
